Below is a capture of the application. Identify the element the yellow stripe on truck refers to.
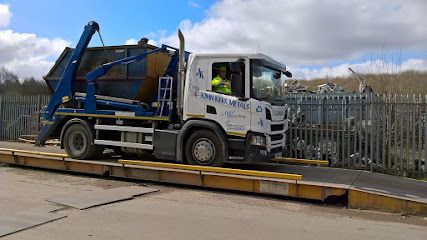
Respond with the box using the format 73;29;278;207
55;112;169;121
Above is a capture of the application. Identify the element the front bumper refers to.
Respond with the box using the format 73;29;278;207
228;119;288;163
244;144;285;162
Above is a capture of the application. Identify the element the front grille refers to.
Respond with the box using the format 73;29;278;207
271;124;284;132
270;133;283;141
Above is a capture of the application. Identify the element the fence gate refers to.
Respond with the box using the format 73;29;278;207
0;95;50;141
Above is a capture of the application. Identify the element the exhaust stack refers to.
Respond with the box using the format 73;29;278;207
177;29;185;122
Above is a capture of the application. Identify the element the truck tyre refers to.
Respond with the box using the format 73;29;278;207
63;124;97;159
185;130;224;166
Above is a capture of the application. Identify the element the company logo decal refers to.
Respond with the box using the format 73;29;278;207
200;92;250;110
258;118;264;127
221;110;246;119
225;120;246;131
196;68;204;79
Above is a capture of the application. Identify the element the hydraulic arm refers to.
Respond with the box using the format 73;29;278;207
35;21;99;145
43;21;99;121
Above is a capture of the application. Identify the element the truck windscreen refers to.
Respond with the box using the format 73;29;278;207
250;59;285;101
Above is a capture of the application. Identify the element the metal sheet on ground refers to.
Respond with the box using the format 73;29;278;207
234;163;361;189
46;186;159;210
350;171;427;203
0;205;67;237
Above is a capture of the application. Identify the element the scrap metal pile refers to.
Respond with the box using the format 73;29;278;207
316;83;345;93
281;68;373;95
282;80;311;93
281;81;347;94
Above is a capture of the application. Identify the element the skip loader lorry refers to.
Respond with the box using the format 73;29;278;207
36;21;293;166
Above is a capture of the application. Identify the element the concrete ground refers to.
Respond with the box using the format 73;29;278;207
0;163;426;240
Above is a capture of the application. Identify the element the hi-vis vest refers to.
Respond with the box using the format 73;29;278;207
211;75;231;94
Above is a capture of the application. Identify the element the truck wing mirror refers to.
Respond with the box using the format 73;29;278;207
231;74;244;97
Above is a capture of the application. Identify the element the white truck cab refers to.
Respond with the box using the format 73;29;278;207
181;53;290;165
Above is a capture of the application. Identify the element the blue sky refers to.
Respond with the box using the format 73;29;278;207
6;0;215;46
0;0;426;79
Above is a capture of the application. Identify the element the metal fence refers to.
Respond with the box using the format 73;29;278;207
284;93;426;178
0;94;425;178
0;95;50;141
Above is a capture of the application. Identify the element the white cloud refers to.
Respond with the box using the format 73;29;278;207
126;29;168;47
291;58;427;79
0;4;12;27
400;58;427;71
188;0;200;8
3;57;58;80
158;0;427;67
0;4;70;79
0;29;70;79
125;38;138;45
125;37;159;46
147;39;158;46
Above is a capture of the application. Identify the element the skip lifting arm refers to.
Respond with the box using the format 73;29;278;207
35;21;99;146
43;21;99;121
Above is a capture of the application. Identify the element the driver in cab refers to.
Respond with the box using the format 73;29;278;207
212;66;231;94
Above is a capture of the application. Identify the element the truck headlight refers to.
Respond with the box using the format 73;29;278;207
250;135;266;147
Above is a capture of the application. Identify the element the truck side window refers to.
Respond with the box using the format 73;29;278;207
211;63;231;95
211;62;245;96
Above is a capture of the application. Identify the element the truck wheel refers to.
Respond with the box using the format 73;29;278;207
63;124;97;159
185;130;224;166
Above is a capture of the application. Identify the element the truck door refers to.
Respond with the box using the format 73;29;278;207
184;56;209;118
203;59;250;137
